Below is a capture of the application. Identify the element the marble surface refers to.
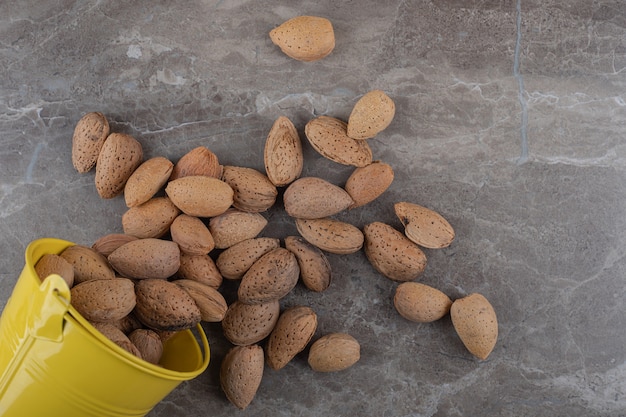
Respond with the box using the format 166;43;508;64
1;1;625;416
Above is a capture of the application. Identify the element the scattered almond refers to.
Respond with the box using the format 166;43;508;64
363;222;427;282
174;279;228;322
134;279;202;331
264;115;303;187
283;177;354;219
220;344;264;410
95;132;143;199
92;233;138;257
221;165;278;213
284;236;331;292
238;247;300;304
170;214;215;255
308;333;360;372
71;112;110;173
222;300;280;346
124;156;174;208
265;306;318;370
215;237;281;280
450;293;498;360
347;90;395;140
70;277;136;323
177;252;223;289
304;116;373;167
345;161;394;209
208;208;268;249
170;146;223;181
165;175;234;218
269;16;335;62
108;238;180;280
394;282;452;323
394;202;455;249
295;217;364;254
121;196;180;239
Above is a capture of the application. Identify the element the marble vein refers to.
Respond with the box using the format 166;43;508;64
514;0;529;164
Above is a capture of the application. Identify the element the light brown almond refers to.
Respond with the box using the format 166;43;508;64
70;277;136;323
221;165;278;213
124;156;174;208
92;234;138;257
264;115;303;187
265;306;318;370
170;214;215;255
128;328;163;365
283;177;354;219
222;300;280;346
345;161;394;209
165;175;234;218
134;279;202;331
394;282;452;323
95;133;143;199
394;201;455;249
177;253;223;288
220;345;264;410
450;293;498;360
238;247;300;304
347;90;396;140
121;196;180;239
284;236;331;292
215;237;281;280
60;245;115;284
71;112;110;173
108;238;180;280
92;322;142;358
304;116;373;167
308;333;360;372
170;146;223;181
34;253;75;288
295;217;364;254
174;279;227;322
363;222;427;282
269;16;335;62
209;208;268;249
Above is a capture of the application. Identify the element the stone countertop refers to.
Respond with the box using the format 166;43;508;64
1;1;625;416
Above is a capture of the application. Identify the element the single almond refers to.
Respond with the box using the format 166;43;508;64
34;253;75;288
222;300;280;346
170;214;215;255
304;116;373;167
170;146;223;181
269;16;335;62
215;237;281;280
238;247;300;304
295;217;364;254
347;90;396;140
71;112;110;173
345;161;394;209
284;236;331;292
394;282;452;323
209;209;268;249
108;238;180;280
165;175;234;218
93;322;142;359
70;277;136;323
95;132;143;199
124;156;174;207
264;115;303;187
134;278;202;331
363;222;427;282
174;279;228;322
283;177;354;219
222;165;278;213
122;196;180;239
308;333;360;372
265;306;318;370
92;234;138;257
450;293;498;360
128;328;163;365
60;245;115;284
220;344;264;410
177;253;223;289
394;202;455;249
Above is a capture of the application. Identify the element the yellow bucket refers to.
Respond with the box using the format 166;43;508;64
0;238;210;417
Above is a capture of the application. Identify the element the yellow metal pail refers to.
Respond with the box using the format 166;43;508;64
0;238;210;417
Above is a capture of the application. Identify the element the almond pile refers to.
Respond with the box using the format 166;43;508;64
34;15;498;411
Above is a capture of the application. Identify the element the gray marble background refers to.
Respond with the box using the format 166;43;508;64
1;1;625;416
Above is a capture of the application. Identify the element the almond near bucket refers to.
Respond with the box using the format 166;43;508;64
0;238;210;417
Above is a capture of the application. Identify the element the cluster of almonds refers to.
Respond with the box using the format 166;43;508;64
33;15;498;411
